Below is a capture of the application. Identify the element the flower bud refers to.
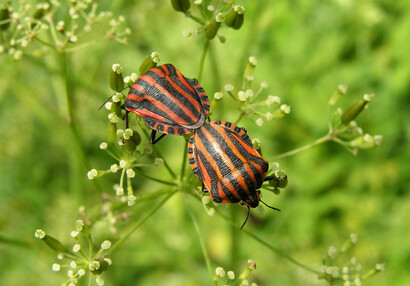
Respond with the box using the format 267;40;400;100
205;17;221;40
0;6;10;31
90;258;109;275
349;134;382;149
109;64;124;92
244;56;257;78
107;121;117;143
268;170;288;188
328;84;348;106
171;0;191;13
272;104;291;119
42;235;67;253
225;5;245;30
139;53;159;75
341;93;374;124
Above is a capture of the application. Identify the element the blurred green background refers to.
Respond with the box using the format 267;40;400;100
0;0;409;285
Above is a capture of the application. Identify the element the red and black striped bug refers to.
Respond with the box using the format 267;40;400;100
187;120;280;228
123;64;210;144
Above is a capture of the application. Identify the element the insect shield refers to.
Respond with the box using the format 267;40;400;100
187;120;279;228
123;64;210;144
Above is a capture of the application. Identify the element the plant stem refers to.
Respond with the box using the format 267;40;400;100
107;190;176;254
185;195;216;286
270;134;331;161
179;139;188;182
198;39;210;82
242;229;320;275
133;168;177;186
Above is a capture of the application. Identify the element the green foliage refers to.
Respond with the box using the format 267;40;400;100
1;0;409;285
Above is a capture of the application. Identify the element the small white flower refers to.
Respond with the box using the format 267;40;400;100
126;169;135;178
246;89;254;97
119;160;127;168
224;84;234;92
70;231;79;238
87;169;98;180
112;64;122;74
376;263;385;272
110;164;119;173
194;0;202;5
112;92;122;103
328;246;338;259
128;195;137;206
280;104;291;114
115;186;124;196
35;229;45;239
99;142;108;150
215;12;224;22
238;90;247;101
101;240;112;250
261;81;269;89
73;244;81;252
266;95;280;106
207;5;215;11
70;261;77;269
227;270;235;280
214;91;224;100
75;219;84;231
96;276;105;286
52;263;61;271
256;118;264;126
248;56;257;66
207;208;215;217
266;112;273;120
77;269;86;276
123;128;133;139
104;258;112;265
234;5;245;14
108;112;119;124
154;158;164;166
202;196;210;204
104;102;112;110
151;51;160;63
215;266;225;277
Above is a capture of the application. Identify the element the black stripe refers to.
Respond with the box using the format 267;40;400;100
200;124;250;202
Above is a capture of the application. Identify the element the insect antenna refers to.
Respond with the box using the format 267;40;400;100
260;199;281;212
98;86;130;110
240;206;251;230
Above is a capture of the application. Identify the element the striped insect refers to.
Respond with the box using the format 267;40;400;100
123;64;210;144
187;120;280;228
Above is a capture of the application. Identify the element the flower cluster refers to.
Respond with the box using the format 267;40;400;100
89;56;166;207
172;0;245;42
35;218;113;286
0;0;130;60
328;85;382;154
212;56;290;126
214;259;259;286
319;234;385;285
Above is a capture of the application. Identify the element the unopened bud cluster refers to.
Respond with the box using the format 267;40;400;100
328;86;382;154
319;234;385;285
35;218;113;286
212;56;290;125
0;0;130;60
173;0;246;42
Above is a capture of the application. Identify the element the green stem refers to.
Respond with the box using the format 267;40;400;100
242;229;320;275
107;191;176;254
198;39;210;82
141;128;176;178
179;139;188;182
270;134;331;161
213;207;320;275
233;112;245;125
184;195;216;286
133;168;177;186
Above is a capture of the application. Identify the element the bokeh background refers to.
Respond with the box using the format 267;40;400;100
0;0;409;285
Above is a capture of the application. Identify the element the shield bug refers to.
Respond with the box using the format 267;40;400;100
123;64;210;144
187;120;280;228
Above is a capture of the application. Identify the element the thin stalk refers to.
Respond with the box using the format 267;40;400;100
198;39;210;82
233;112;245;125
179;139;188;182
133;168;177;186
107;191;176;254
185;195;216;286
214;208;320;275
270;134;331;161
141;128;176;178
242;229;320;275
